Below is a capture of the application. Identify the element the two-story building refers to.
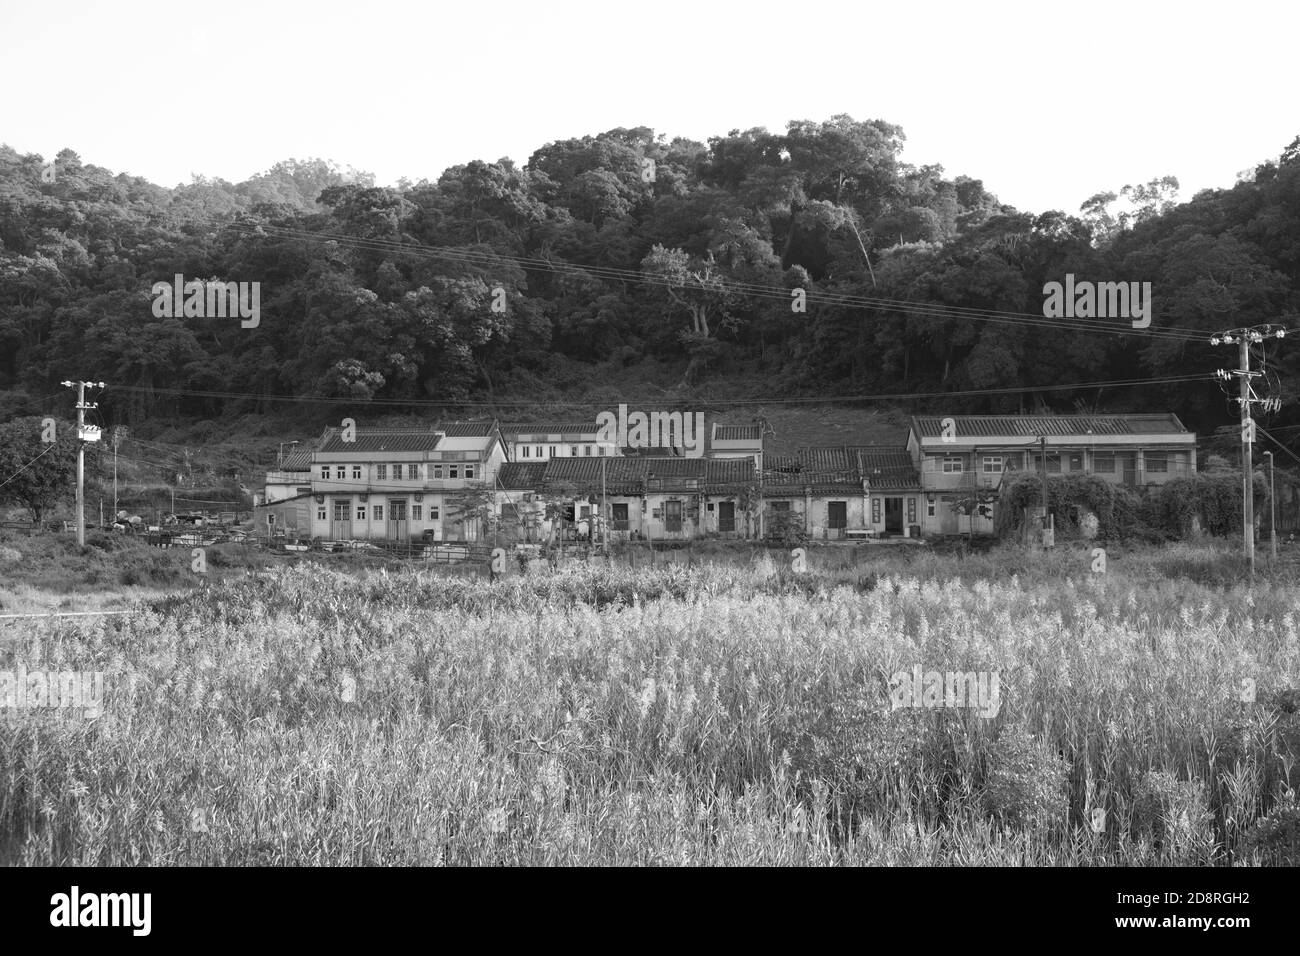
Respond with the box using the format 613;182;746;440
256;422;507;542
906;413;1198;535
499;422;618;461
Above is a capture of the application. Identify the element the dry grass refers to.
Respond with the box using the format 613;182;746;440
2;544;1298;865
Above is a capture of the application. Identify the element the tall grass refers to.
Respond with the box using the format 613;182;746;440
2;545;1298;865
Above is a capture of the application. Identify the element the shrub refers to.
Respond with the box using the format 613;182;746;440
981;724;1069;830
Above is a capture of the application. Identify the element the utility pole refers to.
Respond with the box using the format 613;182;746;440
1212;325;1287;579
1040;436;1049;547
1264;450;1277;563
61;380;105;546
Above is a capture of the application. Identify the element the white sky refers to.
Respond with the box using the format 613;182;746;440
2;0;1295;214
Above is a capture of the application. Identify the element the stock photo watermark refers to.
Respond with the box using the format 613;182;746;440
0;667;104;717
151;274;261;328
596;404;705;458
1042;274;1151;329
888;665;1002;718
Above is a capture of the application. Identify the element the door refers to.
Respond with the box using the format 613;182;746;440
885;497;903;534
331;499;351;540
388;499;408;542
664;500;683;535
827;501;847;537
718;500;735;533
940;496;959;534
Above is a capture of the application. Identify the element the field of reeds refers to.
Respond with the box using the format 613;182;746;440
2;542;1299;865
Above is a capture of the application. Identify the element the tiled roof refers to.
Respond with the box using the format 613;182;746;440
713;425;763;441
279;450;313;471
500;457;756;496
432;421;498;438
496;462;548;489
501;421;602;437
317;427;444;454
762;445;920;494
852;446;921;489
911;414;1188;439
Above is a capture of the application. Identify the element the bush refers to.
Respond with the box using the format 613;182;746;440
1239;798;1300;865
982;724;1069;830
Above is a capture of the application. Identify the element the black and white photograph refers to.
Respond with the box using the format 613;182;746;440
0;0;1294;938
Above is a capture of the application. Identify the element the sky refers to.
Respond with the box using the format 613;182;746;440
2;0;1295;215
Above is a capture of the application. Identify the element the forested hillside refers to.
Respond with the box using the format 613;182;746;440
2;117;1298;434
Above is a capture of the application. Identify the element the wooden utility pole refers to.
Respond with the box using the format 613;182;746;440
62;380;104;546
1213;325;1287;579
1040;436;1049;546
1239;336;1255;578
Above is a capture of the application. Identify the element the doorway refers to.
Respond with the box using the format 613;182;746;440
885;497;903;534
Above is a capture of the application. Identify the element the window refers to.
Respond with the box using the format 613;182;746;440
982;456;1003;474
585;445;593;456
373;505;384;521
872;498;881;524
1094;452;1115;473
536;445;543;458
464;465;475;479
356;505;366;521
907;498;916;524
1146;453;1168;473
317;506;327;521
1043;453;1061;473
599;446;606;456
433;464;443;479
571;446;578;457
449;465;459;479
320;466;330;479
927;499;936;517
612;502;629;530
377;464;387;480
769;501;791;512
522;446;530;458
408;463;420;480
429;506;439;520
551;446;558;456
942;457;964;474
412;504;422;520
336;466;346;479
352;465;361;480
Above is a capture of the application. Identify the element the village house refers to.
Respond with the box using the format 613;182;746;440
499;421;618;461
495;455;757;543
761;446;923;539
255;422;507;543
906;413;1198;535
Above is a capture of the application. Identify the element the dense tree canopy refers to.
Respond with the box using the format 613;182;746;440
1;121;1298;436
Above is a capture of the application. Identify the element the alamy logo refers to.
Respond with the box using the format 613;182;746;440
596;404;704;458
50;887;151;936
1042;274;1151;329
888;665;1001;718
0;667;103;717
151;273;260;328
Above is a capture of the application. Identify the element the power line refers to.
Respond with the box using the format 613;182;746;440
167;210;1213;343
99;372;1212;411
0;443;57;490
